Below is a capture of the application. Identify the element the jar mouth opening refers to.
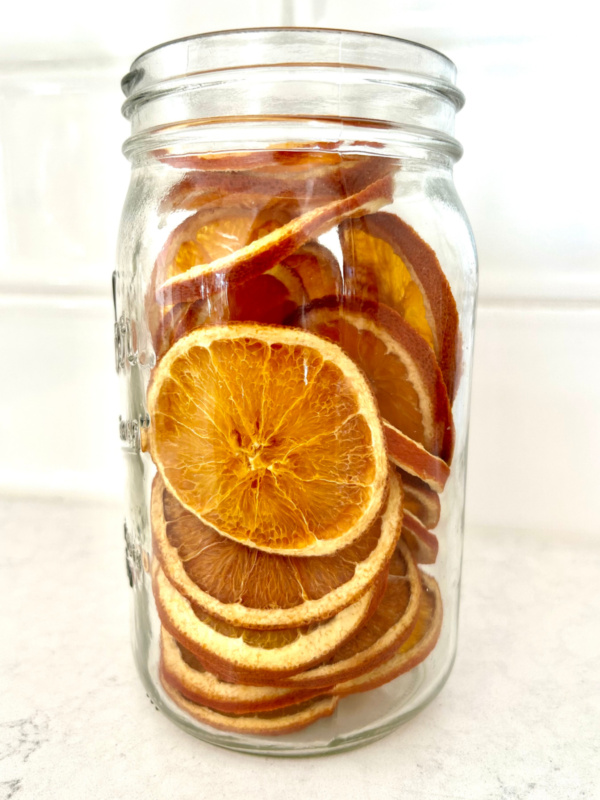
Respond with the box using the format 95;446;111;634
122;27;464;113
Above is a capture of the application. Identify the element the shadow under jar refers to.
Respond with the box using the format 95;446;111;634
115;27;477;756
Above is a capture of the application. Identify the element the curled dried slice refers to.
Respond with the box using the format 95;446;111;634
153;562;378;682
399;469;441;529
161;675;338;736
384;422;450;493
340;212;460;400
267;541;421;691
152;474;402;629
160;629;323;714
291;299;454;463
402;511;439;565
334;571;442;697
156;174;394;306
146;324;388;556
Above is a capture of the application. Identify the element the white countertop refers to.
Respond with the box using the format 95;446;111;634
1;496;598;800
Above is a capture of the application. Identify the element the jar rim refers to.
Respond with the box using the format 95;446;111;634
122;27;463;111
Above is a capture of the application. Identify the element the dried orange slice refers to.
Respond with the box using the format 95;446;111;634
340;212;460;400
384;422;450;493
156;174;394;306
402;511;439;565
152;562;379;682
160;676;338;736
291;299;454;463
159;145;395;213
399;469;441;529
160;629;323;714
146;324;388;556
152;474;402;629
268;541;421;691
334;570;442;697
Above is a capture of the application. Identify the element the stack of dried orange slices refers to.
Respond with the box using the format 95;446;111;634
142;144;456;735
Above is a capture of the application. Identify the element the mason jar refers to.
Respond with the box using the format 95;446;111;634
115;27;477;756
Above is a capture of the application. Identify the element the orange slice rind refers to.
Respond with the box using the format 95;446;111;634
333;570;442;697
290;299;454;463
161;676;338;736
156;174;394;306
340;211;460;401
399;469;441;529
152;561;378;682
384;422;450;493
152;473;402;629
402;511;439;565
159;629;324;714
267;541;421;691
146;323;389;556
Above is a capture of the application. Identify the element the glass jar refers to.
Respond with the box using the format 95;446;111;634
115;28;477;756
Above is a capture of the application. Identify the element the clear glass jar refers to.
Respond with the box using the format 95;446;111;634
115;28;477;756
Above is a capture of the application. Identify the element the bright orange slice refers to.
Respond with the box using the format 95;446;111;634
291;299;454;463
146;324;389;556
160;629;323;714
160;676;338;736
268;541;421;691
334;570;442;697
156;174;394;306
402;511;439;565
340;212;461;400
399;469;441;529
152;473;402;629
152;562;379;683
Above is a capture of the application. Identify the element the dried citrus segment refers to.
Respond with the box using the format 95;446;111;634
399;469;441;529
402;511;439;565
270;541;421;691
340;212;460;400
160;629;323;714
156;174;394;306
147;324;388;556
292;300;454;463
161;675;338;736
152;562;377;681
281;242;342;304
384;422;450;493
152;473;402;629
334;571;442;697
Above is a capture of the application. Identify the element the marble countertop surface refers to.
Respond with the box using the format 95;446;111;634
1;496;598;800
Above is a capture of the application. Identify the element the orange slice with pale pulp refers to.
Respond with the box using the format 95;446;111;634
291;299;454;464
152;473;402;629
334;570;442;697
146;324;388;556
160;676;338;736
152;562;380;683
160;629;323;714
340;212;461;400
156;174;394;306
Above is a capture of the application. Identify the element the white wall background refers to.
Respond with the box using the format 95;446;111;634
0;0;598;536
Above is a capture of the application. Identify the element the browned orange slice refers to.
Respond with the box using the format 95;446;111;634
156;174;394;306
384;422;450;493
152;561;379;683
340;212;461;400
152;473;402;629
399;469;441;529
161;676;338;736
146;324;388;556
160;629;323;714
334;571;442;697
291;299;454;463
402;511;439;565
267;541;421;691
